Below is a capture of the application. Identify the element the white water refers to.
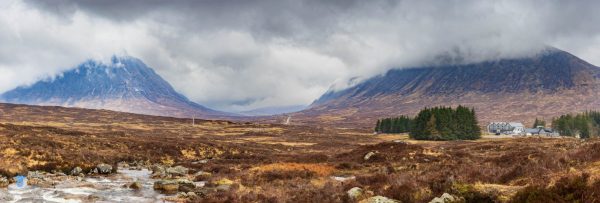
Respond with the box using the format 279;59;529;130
0;169;169;203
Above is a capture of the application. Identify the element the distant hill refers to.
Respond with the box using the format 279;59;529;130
294;48;600;128
238;105;306;116
0;56;233;119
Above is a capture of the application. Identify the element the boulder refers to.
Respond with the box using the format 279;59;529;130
191;160;208;164
166;166;189;177
347;187;364;200
177;191;198;198
429;193;456;203
153;179;196;193
154;180;179;193
364;151;377;161
176;179;196;192
360;196;399;203
96;163;113;174
86;194;101;202
0;176;8;188
70;167;83;176
151;165;166;178
129;181;143;190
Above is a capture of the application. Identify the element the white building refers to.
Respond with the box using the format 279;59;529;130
487;122;525;135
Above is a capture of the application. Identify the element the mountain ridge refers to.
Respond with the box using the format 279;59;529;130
0;56;232;119
295;49;600;128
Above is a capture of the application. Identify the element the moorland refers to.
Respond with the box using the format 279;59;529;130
1;103;600;202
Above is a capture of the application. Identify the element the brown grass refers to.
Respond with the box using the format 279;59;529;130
251;163;335;177
2;103;600;202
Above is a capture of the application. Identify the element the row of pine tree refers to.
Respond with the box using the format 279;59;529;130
551;111;600;138
375;106;481;140
374;115;412;133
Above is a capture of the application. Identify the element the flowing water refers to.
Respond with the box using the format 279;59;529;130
0;169;170;203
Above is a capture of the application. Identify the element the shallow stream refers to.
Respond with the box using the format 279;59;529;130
0;169;169;203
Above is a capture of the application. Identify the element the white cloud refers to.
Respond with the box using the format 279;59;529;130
1;0;600;111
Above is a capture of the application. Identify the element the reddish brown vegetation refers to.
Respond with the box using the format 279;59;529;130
2;103;600;202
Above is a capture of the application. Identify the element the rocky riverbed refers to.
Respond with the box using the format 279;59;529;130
0;163;211;203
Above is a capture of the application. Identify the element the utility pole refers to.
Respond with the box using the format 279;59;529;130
192;115;195;126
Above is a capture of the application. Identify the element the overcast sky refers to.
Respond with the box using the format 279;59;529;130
1;0;600;111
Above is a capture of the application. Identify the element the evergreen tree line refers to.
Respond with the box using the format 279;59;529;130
552;111;600;138
409;106;481;140
375;115;412;133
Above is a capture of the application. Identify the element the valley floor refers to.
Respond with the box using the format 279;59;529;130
1;104;600;202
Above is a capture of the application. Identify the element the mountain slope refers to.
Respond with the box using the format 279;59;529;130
296;48;600;128
0;56;231;118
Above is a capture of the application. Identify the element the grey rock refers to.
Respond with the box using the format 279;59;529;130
96;163;113;174
129;181;143;190
216;184;231;191
347;187;363;200
153;180;179;192
70;167;83;176
177;192;188;198
361;196;399;203
192;160;208;164
153;178;196;193
166;166;189;177
429;193;456;203
151;165;166;178
364;151;377;160
0;176;8;188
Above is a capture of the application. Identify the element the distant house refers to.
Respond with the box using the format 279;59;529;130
487;122;525;135
525;127;560;137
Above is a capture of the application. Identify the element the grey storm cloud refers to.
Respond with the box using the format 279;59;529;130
2;0;600;111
